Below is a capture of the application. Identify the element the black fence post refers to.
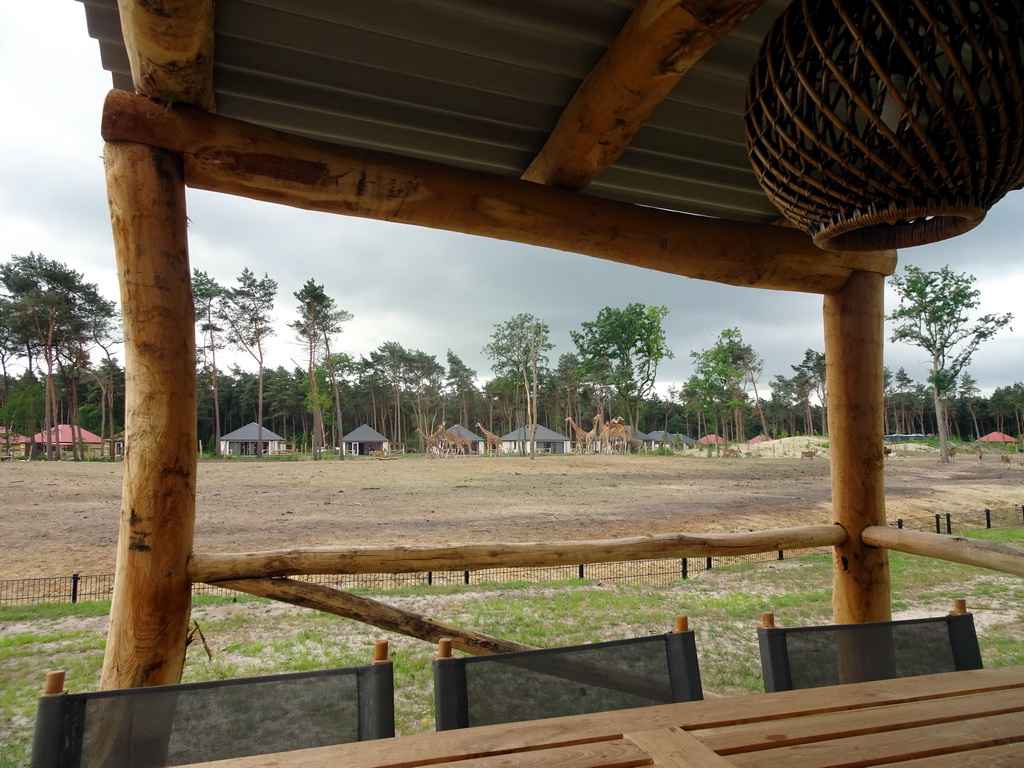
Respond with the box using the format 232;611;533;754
681;558;688;580
985;509;991;529
778;550;784;561
706;557;713;571
578;564;585;580
897;519;904;529
463;571;470;585
71;573;79;604
427;571;433;586
935;514;942;534
945;513;952;534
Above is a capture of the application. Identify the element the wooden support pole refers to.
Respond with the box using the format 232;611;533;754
101;90;897;295
523;0;764;189
188;525;848;583
824;270;891;624
117;0;216;110
862;526;1024;578
101;141;196;690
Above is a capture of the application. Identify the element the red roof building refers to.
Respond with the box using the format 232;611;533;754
977;431;1019;443
31;425;105;444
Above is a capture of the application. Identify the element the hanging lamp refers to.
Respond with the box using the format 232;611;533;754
745;0;1024;251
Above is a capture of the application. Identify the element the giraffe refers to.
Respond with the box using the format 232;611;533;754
415;427;442;458
595;413;622;454
564;417;588;454
437;424;466;456
606;417;630;455
564;417;597;454
429;424;452;458
476;423;502;456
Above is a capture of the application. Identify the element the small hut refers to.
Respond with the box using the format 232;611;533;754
219;423;291;456
500;425;571;455
343;424;390;456
647;431;696;449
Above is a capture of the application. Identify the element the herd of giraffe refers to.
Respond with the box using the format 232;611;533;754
414;423;502;458
564;414;646;455
415;416;644;457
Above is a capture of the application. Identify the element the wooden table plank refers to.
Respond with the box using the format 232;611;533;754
417;738;653;768
175;667;1024;768
699;688;1024;754
625;727;733;767
884;742;1024;767
726;711;1024;768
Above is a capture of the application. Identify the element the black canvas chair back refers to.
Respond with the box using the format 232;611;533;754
758;604;983;693
433;622;703;731
31;654;394;767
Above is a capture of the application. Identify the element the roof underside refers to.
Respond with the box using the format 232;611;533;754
79;0;789;223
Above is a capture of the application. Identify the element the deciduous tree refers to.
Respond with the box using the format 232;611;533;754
570;304;672;432
484;314;552;459
889;265;1012;462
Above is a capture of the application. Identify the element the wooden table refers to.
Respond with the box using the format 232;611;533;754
181;666;1024;767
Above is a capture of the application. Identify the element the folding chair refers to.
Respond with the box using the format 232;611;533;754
31;640;394;767
758;599;983;693
433;616;703;730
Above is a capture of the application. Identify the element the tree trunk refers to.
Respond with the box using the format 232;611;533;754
210;338;221;456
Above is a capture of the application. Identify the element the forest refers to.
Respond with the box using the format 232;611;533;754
2;253;1022;458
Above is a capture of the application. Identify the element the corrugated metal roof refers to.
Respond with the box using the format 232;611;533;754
77;0;788;223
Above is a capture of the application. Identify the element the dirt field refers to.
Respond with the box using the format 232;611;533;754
2;438;1022;579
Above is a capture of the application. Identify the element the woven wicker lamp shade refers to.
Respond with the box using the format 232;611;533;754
745;0;1024;251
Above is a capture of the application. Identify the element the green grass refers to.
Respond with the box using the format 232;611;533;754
2;529;1022;766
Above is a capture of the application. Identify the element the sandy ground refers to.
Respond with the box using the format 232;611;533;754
1;438;1021;578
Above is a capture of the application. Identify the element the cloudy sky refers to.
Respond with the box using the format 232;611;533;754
3;1;1022;398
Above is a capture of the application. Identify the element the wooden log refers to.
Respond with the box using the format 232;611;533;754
100;90;897;296
189;525;847;583
523;0;764;189
824;270;891;624
218;578;532;656
117;0;215;110
862;526;1024;578
101;141;196;690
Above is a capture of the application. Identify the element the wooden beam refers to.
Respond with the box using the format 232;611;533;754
117;0;215;110
188;525;846;583
219;578;534;656
101;89;897;295
862;526;1024;578
824;270;891;624
101;141;196;690
523;0;765;189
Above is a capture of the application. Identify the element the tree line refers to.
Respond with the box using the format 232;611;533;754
1;254;1019;459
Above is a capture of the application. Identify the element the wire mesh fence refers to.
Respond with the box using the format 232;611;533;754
2;505;1020;606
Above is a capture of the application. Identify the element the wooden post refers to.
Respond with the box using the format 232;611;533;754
101;141;196;690
824;270;891;624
